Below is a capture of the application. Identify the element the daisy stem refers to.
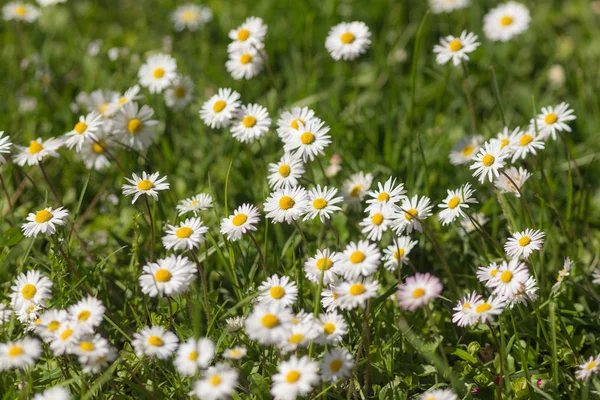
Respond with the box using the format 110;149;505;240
293;220;309;249
558;132;584;189
314;157;329;185
167;296;174;328
327;219;340;250
252;43;277;91
461;60;478;135
499;170;535;227
144;196;155;262
39;161;62;206
0;172;15;225
467;213;506;260
486;321;504;400
190;248;212;323
92;138;125;174
247;231;268;277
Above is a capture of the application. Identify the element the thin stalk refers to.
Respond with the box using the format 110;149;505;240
247;231;268;277
461;60;478;135
293;220;309;249
39;161;62;205
190;248;212;321
144;196;155;262
314;157;329;185
0;172;15;224
499;170;535;227
487;321;504;400
327;219;339;250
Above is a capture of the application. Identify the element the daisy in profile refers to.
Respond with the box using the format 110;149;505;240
279;322;319;353
112;102;158;151
10;270;53;311
470;140;509;183
68;296;106;333
63;111;103;152
429;0;469;14
177;193;213;216
171;3;212;32
449;135;483;165
325;21;371;61
230;103;271;143
139;255;197;297
365;177;406;211
511;129;545;161
452;291;482;327
383;236;418;271
433;31;480;66
14;137;62;167
162;218;208;251
338;240;381;279
79;126;113;171
483;2;531;42
336;278;380;310
226;44;265;80
0;337;42;370
256;275;298;308
165;75;194;110
342;171;373;204
418;388;458;400
132;326;179;360
223;346;247;360
304;249;342;284
437;183;477;226
22;207;69;238
264;186;309;224
268;153;305;190
271;355;320;400
220;203;261;241
192;363;239;400
73;334;111;364
534;102;576;140
392;195;433;235
459;212;489;235
0;131;12;164
245;304;293;345
487;259;530;299
316;312;347;344
276;107;316;140
228;16;268;50
359;203;397;241
576;355;600;381
494;166;531;197
504;228;545;258
552;257;572;293
138;53;178;94
283;118;331;162
303;185;344;222
174;337;215;376
32;386;72;400
397;273;443;311
122;171;169;204
3;2;40;22
473;296;506;323
321;348;354;383
200;88;241;128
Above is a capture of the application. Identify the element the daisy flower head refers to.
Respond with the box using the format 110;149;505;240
15;303;43;327
122;171;169;204
283;118;331;162
171;3;212;32
0;131;12;164
469;140;509;183
321;348;354;383
271;355;320;400
256;275;298;308
174;337;215;376
192;363;239;400
476;262;502;286
244;304;293;345
535;102;577;140
486;259;530;299
552;257;572;294
228;16;268;50
68;296;105;333
365;177;406;211
14;137;62;167
452;291;482;327
339;240;381;279
104;85;142;116
419;388;458;400
321;283;340;313
268;153;305;190
162;217;208;251
336;278;380;310
220;203;261;241
473;295;506;323
10;270;53;312
576;355;600;381
304;249;342;285
200;88;241;129
138;53;178;94
483;2;531;42
449;135;483;165
73;334;111;364
3;2;39;22
429;0;469;14
397;273;443;311
264;186;309;224
316;311;347;344
508;276;539;308
383;236;418;271
112;102;158;151
177;193;213;216
226;44;265;80
35;309;69;340
494;126;521;154
132;326;179;360
342;171;373;204
139;255;197;297
359;203;397;241
511;129;545;162
223;346;247;360
165;75;194;110
303;185;344;222
63;111;103;152
325;21;371;61
504;228;545;259
79;124;113;171
48;321;82;356
81;345;117;374
32;386;72;400
85;88;119;115
392;194;433;235
494;166;531;197
437;183;477;226
0;337;42;371
22;206;69;238
230;103;271;143
433;30;480;66
278;321;319;353
276;106;316;140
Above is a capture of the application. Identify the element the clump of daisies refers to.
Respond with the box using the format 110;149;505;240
226;17;268;80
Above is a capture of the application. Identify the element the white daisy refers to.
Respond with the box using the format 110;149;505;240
68;296;105;333
138;53;178;94
476;262;502;285
244;304;293;345
504;229;545;258
230;103;271;143
177;193;213;216
264;186;310;224
3;2;39;22
452;291;482;327
162;217;208;251
85;89;119;116
220;203;261;241
112;102;158;151
321;284;340;313
338;240;381;279
304;249;342;285
342;171;373;204
483;2;531;42
359;203;397;241
0;337;42;371
63;111;103;152
433;30;480;66
226;44;265;80
449;135;483;165
171;4;212;32
486;259;530;299
165;75;194;110
49;322;82;356
325;21;371;61
302;185;344;222
192;363;239;400
316;311;347;344
473;296;506;323
511;129;545;162
10;270;53;310
494;126;521;154
552;257;572;294
35;309;69;340
392;195;433;235
494;166;531;197
508;276;538;308
534;102;576;140
268;153;305;190
283;118;331;162
223;346;247;360
228;16;268;50
397;273;443;311
271;355;320;400
365;177;406;211
105;85;142;116
321;348;354;383
32;386;72;400
469;140;509;183
0;131;13;164
276;107;316;140
256;275;298;308
278;322;319;353
383;236;418;272
14;137;62;167
132;326;179;360
576;355;600;381
79;124;113;171
429;0;469;14
22;207;69;238
73;334;111;364
122;171;170;204
200;88;241;129
80;346;117;374
139;255;197;297
418;388;458;400
174;337;215;376
437;183;477;226
336;278;380;310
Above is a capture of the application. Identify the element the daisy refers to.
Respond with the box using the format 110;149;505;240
508;276;539;308
122;171;169;204
321;284;341;313
504;229;545;258
268;153;305;190
264;186;309;224
383;236;418;271
3;2;40;22
0;303;12;326
433;31;480;66
459;212;489;235
177;193;213;216
0;337;42;371
283;118;331;162
473;296;506;323
63;111;103;152
576;355;600;381
325;21;371;61
112;102;158;151
68;296;105;333
392;195;433;235
336;278;380;310
230;103;271;143
171;3;212;32
469;140;509;183
271;355;320;400
139;255;197;297
276;107;317;140
449;135;483;165
257;275;298;308
418;388;458;400
223;346;247;360
338;240;381;279
32;386;72;400
483;2;531;42
321;348;353;383
552;257;572;293
162;217;208;251
0;131;12;164
220;203;261;241
365;177;406;211
303;185;344;222
494;166;531;197
105;85;142;116
316;311;348;344
85;89;119;115
342;171;373;204
494;126;521;154
429;0;469;14
534;102;576;140
174;337;215;376
486;259;530;299
35;309;69;340
476;262;502;286
48;322;82;356
79;124;113;171
200;88;241;128
397;273;443;311
511;129;545;162
225;316;245;332
279;322;319;353
14;137;62;167
10;270;53;310
138;53;178;94
22;207;69;238
165;75;194;110
226;44;265;80
192;363;239;400
359;203;397;241
244;304;293;345
228;16;268;50
132;326;179;360
81;346;117;374
304;249;342;285
452;291;482;327
73;334;111;364
437;183;477;225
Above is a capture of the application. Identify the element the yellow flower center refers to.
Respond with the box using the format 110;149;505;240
340;32;355;44
545;113;558;124
377;192;390;202
393;248;405;259
230;349;242;358
48;321;61;331
279;195;295;210
277;164;291;178
316;258;333;271
404;208;418;220
35;209;53;223
237;29;250;41
313;198;327;210
210;375;222;386
518;236;531;246
80;341;95;352
92;142;105;154
232;213;248;226
261;313;279;328
587;361;598;370
213;100;226;112
519;134;533;146
350;251;366;264
462;302;471;310
74;122;88;134
349;283;366;296
447;196;460;209
323;323;335;335
290;118;304;130
300;132;315;145
153;68;165;79
100;103;110;113
21;284;37;299
349;185;362;198
61;329;73;341
8;346;24;357
329;359;342;372
181;10;196;22
286;370;301;383
15;6;27;16
155;269;172;282
78;310;91;321
118;97;128;105
289;333;304;344
239;54;252;65
242;115;257;128
137;179;153;190
148;336;163;347
188;351;198;361
270;286;286;299
127;118;143;134
449;39;463;52
500;271;513;283
175;86;186;98
501;138;509;148
461;144;474;156
371;213;384;225
412;288;425;298
482;154;495;166
175;227;193;238
475;303;491;313
500;16;514;26
490;269;499;277
28;140;44;154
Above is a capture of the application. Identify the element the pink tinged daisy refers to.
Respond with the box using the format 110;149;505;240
335;278;380;310
437;183;477;225
469;140;509;183
359;203;397;241
268;153;305;190
139;255;197;297
511;129;545;162
10;270;53;311
365;177;406;212
383;236;418;272
0;337;42;371
429;0;469;14
397;273;443;311
316;311;347;344
392;194;433;235
192;363;239;400
325;21;371;61
0;131;13;164
504;228;545;258
342;171;373;204
256;275;298;308
483;2;531;42
449;135;483;165
271;355;320;400
339;240;381;279
508;276;538;308
433;30;480;66
244;304;293;345
494;166;531;197
534;102;576;140
276;106;316;140
63;111;103;152
304;249;342;285
452;291;482;327
14;137;62;167
552;257;572;293
576;355;600;381
264;186;310;224
283;118;332;162
321;348;354;383
227;16;268;50
486;259;530;299
174;337;215;377
230;103;271;143
162;217;208;251
122;171;169;204
476;262;502;286
303;185;344;222
473;296;506;323
138;53;178;94
177;193;213;216
132;326;179;360
200;88;241;129
226;44;265;80
112;102;158;151
68;296;106;333
220;203;261;241
22;207;69;238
